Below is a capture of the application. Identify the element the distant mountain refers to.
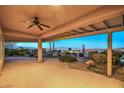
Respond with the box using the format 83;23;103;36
55;47;105;49
14;46;124;51
14;46;36;49
114;47;124;49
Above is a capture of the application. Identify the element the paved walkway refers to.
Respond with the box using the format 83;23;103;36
0;57;123;88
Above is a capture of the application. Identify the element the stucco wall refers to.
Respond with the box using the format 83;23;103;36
0;26;4;72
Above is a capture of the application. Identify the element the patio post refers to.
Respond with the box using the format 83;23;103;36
0;27;5;72
38;38;42;63
107;31;112;76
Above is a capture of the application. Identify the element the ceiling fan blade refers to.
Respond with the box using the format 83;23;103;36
37;25;43;31
21;20;32;24
39;23;50;28
27;24;34;29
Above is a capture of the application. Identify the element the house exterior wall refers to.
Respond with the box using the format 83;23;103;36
0;26;4;73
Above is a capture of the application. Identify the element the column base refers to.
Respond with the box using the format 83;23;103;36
107;75;112;78
38;61;42;63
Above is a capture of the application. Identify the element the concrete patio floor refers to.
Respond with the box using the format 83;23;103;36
0;57;124;88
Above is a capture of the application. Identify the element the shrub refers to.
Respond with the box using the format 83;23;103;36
5;48;37;57
17;48;26;56
29;53;35;57
65;52;71;56
88;51;98;60
72;53;77;57
112;55;120;65
17;51;26;56
92;54;107;64
59;56;77;63
100;50;122;65
86;60;95;67
79;53;84;57
91;50;121;65
5;48;18;56
120;55;124;65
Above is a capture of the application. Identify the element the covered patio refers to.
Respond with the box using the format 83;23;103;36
0;6;124;87
0;56;123;88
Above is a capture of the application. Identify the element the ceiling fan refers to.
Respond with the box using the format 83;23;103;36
21;16;50;31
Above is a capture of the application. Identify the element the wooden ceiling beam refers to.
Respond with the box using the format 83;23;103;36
102;21;109;29
5;39;37;42
122;15;124;26
45;32;71;41
40;6;124;39
78;28;89;32
75;29;85;33
89;25;97;31
71;30;84;34
3;30;38;39
64;26;124;39
46;26;124;41
63;32;71;36
69;30;79;35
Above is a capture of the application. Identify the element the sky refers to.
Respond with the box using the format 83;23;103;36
15;31;124;49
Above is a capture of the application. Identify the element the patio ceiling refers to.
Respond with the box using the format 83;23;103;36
0;5;124;42
45;15;124;41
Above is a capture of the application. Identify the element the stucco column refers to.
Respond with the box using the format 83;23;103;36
0;27;5;72
38;39;42;63
107;32;112;76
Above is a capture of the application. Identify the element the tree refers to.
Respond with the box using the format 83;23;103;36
82;44;85;54
52;41;55;51
49;42;52;52
68;48;72;51
49;41;55;52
